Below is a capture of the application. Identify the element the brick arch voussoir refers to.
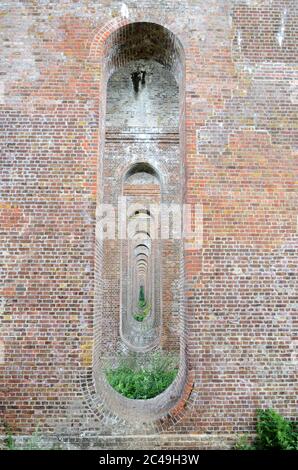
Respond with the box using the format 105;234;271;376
88;15;186;63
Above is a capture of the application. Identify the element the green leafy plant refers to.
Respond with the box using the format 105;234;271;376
133;302;151;322
1;420;15;450
133;287;151;322
235;408;298;450
254;408;298;450
139;285;145;304
105;351;178;399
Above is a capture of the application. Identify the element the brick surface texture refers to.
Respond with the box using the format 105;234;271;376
0;0;297;450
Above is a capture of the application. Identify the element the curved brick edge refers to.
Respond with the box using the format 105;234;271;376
87;14;186;62
88;17;130;60
77;16;193;435
155;370;196;432
114;156;170;193
79;368;197;434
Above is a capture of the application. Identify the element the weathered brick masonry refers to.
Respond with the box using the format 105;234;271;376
0;0;297;449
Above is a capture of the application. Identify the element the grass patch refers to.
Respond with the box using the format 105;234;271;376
105;351;178;399
133;301;151;322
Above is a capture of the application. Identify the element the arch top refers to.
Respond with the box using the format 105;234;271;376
125;162;161;183
89;19;185;78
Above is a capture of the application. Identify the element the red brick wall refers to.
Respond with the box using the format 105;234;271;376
0;0;297;448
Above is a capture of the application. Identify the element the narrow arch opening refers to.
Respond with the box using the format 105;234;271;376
121;163;161;351
94;21;187;424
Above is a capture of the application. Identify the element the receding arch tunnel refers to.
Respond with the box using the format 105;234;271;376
94;21;187;423
121;162;162;350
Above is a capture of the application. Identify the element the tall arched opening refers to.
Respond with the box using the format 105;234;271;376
93;21;188;424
